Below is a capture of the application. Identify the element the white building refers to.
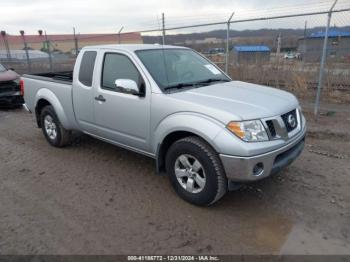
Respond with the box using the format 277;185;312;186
0;50;49;60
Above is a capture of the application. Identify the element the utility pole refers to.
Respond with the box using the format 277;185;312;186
162;13;166;45
73;27;79;57
20;30;31;73
118;26;124;44
303;20;307;39
44;31;53;71
1;31;11;61
314;0;338;116
225;12;234;74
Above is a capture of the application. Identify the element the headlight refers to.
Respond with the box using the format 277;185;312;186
227;120;269;142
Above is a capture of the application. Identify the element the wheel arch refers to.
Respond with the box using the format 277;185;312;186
154;113;224;174
34;89;70;129
35;99;51;127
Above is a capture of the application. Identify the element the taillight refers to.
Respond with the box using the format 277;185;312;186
20;79;24;96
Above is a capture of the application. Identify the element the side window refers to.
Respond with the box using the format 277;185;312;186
101;53;142;91
78;51;97;87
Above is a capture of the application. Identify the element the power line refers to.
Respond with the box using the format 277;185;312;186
164;1;350;28
126;8;350;35
165;0;346;23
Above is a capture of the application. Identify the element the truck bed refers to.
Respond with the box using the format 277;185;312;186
22;71;79;130
24;71;73;83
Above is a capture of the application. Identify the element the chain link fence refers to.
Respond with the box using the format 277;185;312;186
155;6;350;107
1;2;349;107
0;32;143;74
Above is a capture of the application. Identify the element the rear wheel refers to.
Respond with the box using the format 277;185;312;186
166;136;227;206
40;105;72;147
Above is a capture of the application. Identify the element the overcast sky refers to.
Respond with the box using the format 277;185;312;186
1;0;348;35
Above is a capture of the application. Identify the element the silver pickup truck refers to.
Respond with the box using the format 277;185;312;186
23;44;306;206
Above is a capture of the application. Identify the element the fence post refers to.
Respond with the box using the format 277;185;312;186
276;33;282;88
118;26;124;44
225;12;234;74
1;31;12;61
314;0;338;116
44;31;53;71
162;13;166;45
73;27;79;57
20;30;31;73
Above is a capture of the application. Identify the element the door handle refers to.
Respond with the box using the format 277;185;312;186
95;95;106;102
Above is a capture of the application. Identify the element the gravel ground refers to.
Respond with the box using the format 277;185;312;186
0;103;349;255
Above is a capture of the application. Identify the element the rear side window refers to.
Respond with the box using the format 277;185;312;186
79;51;97;86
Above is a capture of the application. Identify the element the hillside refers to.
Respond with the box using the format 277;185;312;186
142;26;350;46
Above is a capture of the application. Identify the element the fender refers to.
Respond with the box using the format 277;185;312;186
35;88;72;130
153;112;225;158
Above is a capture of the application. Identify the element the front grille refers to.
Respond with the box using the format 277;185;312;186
266;120;276;138
0;81;19;94
281;109;298;132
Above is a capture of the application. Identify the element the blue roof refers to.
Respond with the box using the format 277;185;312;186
309;30;350;38
233;45;270;52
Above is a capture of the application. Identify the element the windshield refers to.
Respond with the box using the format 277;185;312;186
0;64;6;72
136;49;230;92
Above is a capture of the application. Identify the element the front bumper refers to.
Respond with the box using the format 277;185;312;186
220;126;306;182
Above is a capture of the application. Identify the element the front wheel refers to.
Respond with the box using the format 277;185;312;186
40;105;72;147
166;136;227;206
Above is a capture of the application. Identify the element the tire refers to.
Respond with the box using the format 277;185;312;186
166;136;227;206
40;105;72;147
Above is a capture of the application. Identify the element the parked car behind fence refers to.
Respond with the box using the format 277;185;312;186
0;63;24;107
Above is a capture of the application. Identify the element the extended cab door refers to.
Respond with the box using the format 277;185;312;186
92;49;151;153
72;49;97;134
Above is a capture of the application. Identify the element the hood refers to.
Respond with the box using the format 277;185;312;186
0;69;19;82
169;81;299;121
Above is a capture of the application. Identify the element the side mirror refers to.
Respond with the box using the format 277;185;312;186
115;79;143;96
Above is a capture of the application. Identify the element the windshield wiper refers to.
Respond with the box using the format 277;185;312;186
164;82;198;91
164;78;230;91
195;78;231;85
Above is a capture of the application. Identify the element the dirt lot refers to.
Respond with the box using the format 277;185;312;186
0;101;349;255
